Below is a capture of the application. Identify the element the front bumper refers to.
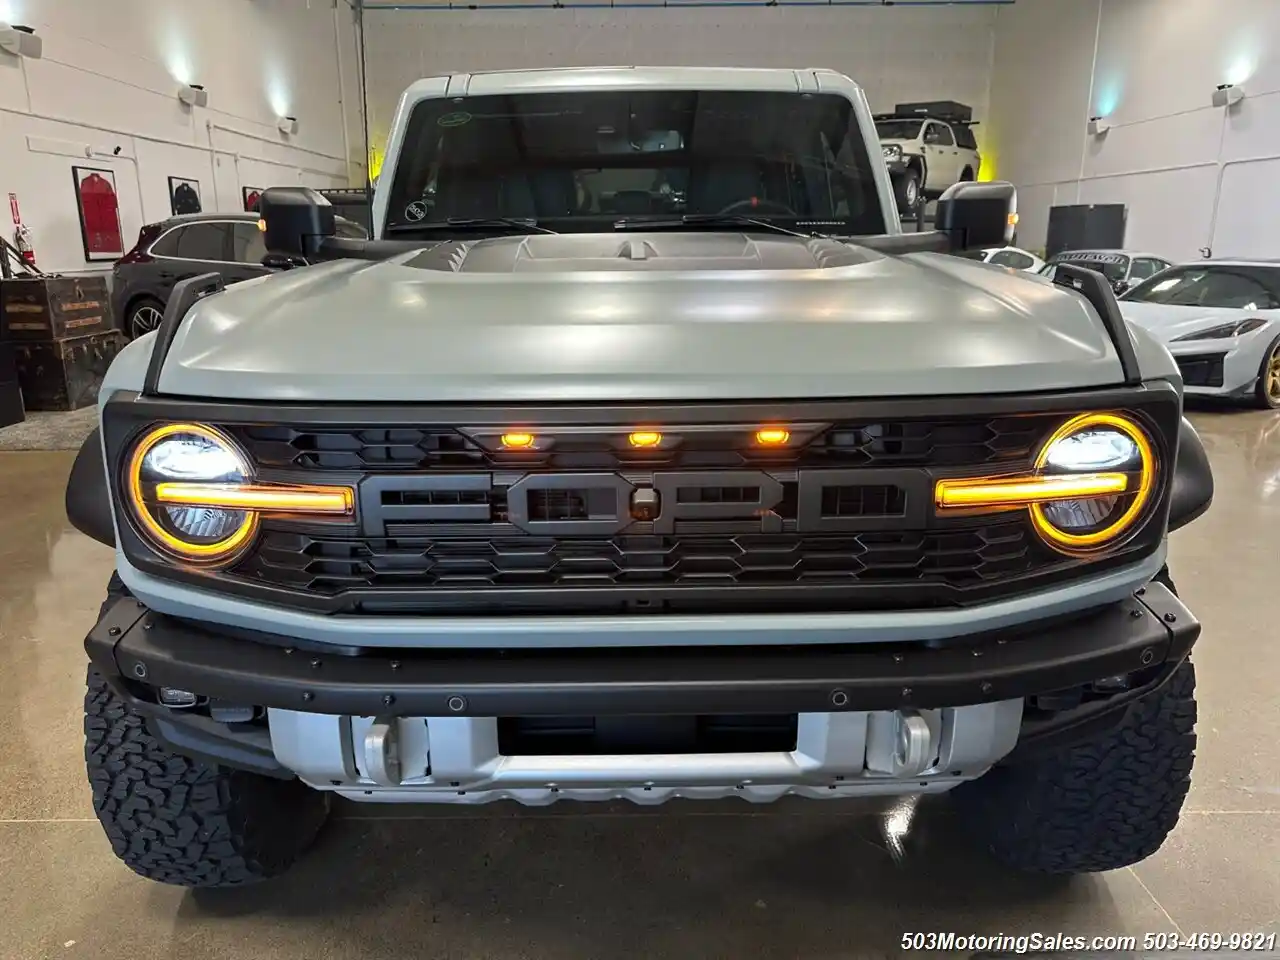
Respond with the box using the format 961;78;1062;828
1167;341;1263;398
89;582;1196;721
86;584;1199;801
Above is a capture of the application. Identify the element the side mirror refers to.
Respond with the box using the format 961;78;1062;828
1112;278;1131;295
260;186;335;258
934;180;1017;252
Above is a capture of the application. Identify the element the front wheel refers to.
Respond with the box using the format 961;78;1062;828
951;659;1196;873
1253;336;1280;409
84;667;329;886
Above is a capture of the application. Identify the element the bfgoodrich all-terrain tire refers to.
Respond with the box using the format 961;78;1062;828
952;659;1197;874
84;667;329;886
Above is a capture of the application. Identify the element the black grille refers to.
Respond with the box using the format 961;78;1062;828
1175;353;1225;388
239;522;1037;595
232;415;1059;472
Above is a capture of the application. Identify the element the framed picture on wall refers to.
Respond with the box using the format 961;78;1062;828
71;166;125;262
242;187;264;213
168;177;203;216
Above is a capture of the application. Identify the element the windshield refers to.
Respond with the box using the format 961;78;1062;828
385;90;885;236
875;119;923;140
1048;252;1129;283
1123;264;1280;309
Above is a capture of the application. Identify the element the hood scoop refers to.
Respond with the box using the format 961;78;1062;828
401;232;879;274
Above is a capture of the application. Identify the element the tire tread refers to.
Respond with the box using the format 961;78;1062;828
84;666;328;887
953;660;1197;874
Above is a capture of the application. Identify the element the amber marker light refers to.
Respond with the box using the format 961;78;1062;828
500;432;536;449
155;483;354;515
755;428;791;446
935;472;1130;510
628;431;663;448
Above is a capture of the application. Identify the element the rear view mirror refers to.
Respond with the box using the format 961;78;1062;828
260;187;336;258
934;181;1017;252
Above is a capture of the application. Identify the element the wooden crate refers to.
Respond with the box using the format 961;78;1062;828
1;275;114;341
14;330;125;411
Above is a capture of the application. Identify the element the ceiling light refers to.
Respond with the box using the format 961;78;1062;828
177;83;208;108
0;23;41;59
1211;83;1245;108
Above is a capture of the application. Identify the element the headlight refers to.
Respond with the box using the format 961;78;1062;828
1172;318;1267;341
882;144;902;159
935;412;1157;555
125;423;354;565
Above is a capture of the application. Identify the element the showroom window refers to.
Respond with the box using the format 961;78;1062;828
385;89;886;236
1125;265;1280;309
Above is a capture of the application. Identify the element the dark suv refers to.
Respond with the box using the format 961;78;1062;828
111;212;367;339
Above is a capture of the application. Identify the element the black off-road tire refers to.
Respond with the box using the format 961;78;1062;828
894;167;922;217
952;659;1197;874
84;666;329;887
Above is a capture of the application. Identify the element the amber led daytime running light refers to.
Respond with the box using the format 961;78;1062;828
934;412;1157;554
935;472;1130;509
154;483;354;514
127;423;353;564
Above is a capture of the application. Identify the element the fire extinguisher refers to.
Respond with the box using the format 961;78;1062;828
14;223;35;269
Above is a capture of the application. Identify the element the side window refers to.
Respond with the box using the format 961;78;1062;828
954;125;977;150
1129;258;1165;281
173;222;230;261
231;223;267;264
989;249;1034;269
925;123;954;147
150;227;182;257
335;219;369;240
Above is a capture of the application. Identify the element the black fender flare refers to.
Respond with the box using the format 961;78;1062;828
1169;416;1213;532
66;427;116;547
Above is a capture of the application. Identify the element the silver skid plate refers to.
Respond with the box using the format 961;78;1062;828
268;702;1022;805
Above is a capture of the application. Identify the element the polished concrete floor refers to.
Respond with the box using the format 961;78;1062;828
0;409;1277;960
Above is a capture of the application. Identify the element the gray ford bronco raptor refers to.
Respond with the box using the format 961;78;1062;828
67;67;1213;887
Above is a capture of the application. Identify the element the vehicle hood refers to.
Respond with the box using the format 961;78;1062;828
1120;301;1275;343
879;137;917;151
157;233;1125;402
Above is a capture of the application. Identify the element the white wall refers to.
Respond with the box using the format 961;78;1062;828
358;0;1002;179
988;0;1280;262
0;0;363;276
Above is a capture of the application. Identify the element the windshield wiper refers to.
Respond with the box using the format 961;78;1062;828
387;217;558;235
613;214;829;239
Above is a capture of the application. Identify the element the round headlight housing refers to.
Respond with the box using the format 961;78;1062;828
1030;413;1156;553
126;423;258;563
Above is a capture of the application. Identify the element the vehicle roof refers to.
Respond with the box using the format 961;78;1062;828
1195;258;1280;266
402;66;862;100
154;211;362;228
873;113;970;125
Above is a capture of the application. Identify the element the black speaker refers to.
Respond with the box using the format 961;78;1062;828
1046;204;1127;258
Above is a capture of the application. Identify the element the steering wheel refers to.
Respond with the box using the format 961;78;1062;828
716;198;797;217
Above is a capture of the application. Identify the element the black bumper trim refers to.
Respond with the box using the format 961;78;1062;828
86;583;1198;718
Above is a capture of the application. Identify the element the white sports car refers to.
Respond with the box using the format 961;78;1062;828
978;246;1044;272
1120;260;1280;408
